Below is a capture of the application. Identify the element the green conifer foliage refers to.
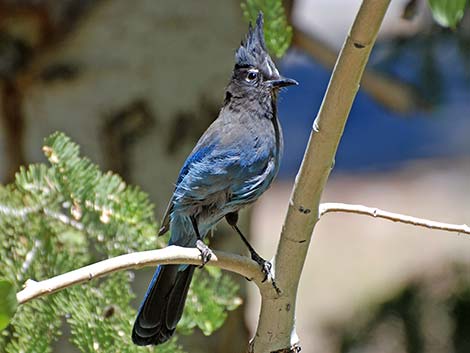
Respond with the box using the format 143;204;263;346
0;132;240;353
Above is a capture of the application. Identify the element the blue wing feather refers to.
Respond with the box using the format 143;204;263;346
174;144;274;209
165;110;280;247
176;144;217;185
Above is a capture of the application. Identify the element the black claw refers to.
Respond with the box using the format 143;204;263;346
251;253;271;282
260;262;272;283
196;239;213;268
250;253;281;294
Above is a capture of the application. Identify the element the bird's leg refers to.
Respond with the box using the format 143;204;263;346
232;224;273;283
225;212;274;285
190;216;213;267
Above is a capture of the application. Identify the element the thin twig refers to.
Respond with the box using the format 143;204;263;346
16;246;270;305
320;202;470;235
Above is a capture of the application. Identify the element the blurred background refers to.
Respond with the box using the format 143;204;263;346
1;0;470;352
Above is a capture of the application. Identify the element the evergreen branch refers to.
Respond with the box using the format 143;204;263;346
0;203;44;218
19;239;42;283
320;202;470;235
3;132;239;351
43;208;84;231
0;202;86;232
16;247;272;305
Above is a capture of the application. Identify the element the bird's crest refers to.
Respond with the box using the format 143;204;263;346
235;12;279;79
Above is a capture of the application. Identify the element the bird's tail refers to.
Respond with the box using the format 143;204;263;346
132;264;195;345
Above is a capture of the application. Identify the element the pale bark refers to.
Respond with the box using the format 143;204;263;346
249;1;392;352
320;203;470;235
16;246;274;305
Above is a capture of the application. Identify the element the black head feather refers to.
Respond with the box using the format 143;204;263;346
235;12;280;80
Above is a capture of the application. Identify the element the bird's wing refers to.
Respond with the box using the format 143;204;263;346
172;138;275;213
159;141;221;235
158;125;223;235
161;114;276;232
227;157;276;206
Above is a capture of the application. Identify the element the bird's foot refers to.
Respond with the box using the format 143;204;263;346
196;239;213;268
251;252;281;295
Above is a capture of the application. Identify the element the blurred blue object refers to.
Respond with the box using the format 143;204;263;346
277;38;470;179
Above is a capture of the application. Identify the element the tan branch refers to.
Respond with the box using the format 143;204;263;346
320;202;470;235
250;1;392;352
16;246;271;305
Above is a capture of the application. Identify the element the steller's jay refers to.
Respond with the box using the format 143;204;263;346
132;12;297;346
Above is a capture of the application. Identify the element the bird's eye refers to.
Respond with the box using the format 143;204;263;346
246;70;258;82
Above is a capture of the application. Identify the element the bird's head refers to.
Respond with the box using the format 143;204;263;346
227;12;297;99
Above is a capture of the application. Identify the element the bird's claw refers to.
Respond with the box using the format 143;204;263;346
261;261;272;282
196;239;213;268
251;252;281;295
250;252;271;281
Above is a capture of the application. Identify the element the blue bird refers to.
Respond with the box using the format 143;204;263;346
132;12;297;346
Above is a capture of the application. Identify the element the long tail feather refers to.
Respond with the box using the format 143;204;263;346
132;264;195;345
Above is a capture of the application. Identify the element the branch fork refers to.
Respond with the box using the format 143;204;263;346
16;202;469;345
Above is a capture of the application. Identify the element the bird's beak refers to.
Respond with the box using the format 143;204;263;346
268;76;298;88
